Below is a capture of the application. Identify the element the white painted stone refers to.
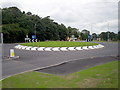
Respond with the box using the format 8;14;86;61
44;47;52;51
21;46;28;49
31;47;38;51
26;47;32;50
18;46;23;49
37;47;45;51
15;45;21;48
14;46;19;49
67;47;76;51
100;45;104;48
14;44;104;52
52;47;60;51
75;47;83;50
97;44;104;48
88;46;94;49
95;45;100;48
82;46;89;50
92;45;98;49
60;47;68;51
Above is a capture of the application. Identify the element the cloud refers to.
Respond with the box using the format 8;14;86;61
1;0;118;34
96;19;118;27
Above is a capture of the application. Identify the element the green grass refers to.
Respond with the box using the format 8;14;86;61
21;41;98;47
2;61;118;88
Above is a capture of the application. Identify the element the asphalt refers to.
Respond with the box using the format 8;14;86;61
2;42;118;78
35;56;118;75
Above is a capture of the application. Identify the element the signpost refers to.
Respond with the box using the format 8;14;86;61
88;35;91;42
32;35;37;42
32;35;36;39
25;35;30;43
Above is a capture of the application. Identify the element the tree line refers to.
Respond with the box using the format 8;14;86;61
1;7;119;43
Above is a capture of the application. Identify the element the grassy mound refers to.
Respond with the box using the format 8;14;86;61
21;41;98;47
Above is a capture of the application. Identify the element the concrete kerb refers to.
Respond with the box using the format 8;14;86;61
14;44;104;51
3;56;20;61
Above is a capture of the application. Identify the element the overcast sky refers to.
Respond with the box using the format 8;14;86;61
1;0;119;34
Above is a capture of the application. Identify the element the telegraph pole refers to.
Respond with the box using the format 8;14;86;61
35;24;36;37
1;33;3;59
107;23;109;42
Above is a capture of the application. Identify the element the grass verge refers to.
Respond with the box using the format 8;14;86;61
2;61;118;88
21;41;98;47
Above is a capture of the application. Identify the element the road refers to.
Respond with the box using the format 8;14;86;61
2;42;118;78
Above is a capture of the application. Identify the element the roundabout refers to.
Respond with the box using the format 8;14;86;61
2;42;117;79
14;41;104;51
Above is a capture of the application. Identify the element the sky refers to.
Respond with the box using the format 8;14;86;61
0;0;119;34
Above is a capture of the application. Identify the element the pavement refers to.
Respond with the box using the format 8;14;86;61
2;42;118;79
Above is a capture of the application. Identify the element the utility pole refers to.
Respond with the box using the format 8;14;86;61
35;24;36;37
107;23;109;42
1;33;3;59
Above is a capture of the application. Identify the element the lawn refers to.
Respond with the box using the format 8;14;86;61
21;41;98;47
2;61;118;88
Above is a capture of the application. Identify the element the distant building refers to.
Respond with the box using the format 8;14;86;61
70;35;77;41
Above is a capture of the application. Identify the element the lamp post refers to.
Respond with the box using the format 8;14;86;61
35;24;36;37
1;33;4;58
107;31;109;42
107;23;110;42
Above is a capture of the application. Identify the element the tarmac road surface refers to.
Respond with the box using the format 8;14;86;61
2;42;118;78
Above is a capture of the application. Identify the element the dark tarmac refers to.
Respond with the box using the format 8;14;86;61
35;56;118;75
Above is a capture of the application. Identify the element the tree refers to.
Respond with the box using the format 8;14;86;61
80;29;90;40
118;31;120;40
2;7;79;42
2;24;29;43
99;31;117;41
67;26;79;38
92;33;98;40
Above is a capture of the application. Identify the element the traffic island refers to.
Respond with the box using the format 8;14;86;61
14;41;104;51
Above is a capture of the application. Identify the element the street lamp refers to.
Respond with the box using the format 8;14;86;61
107;31;109;42
35;24;36;37
107;23;110;42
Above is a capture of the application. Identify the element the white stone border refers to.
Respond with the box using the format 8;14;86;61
14;44;104;51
